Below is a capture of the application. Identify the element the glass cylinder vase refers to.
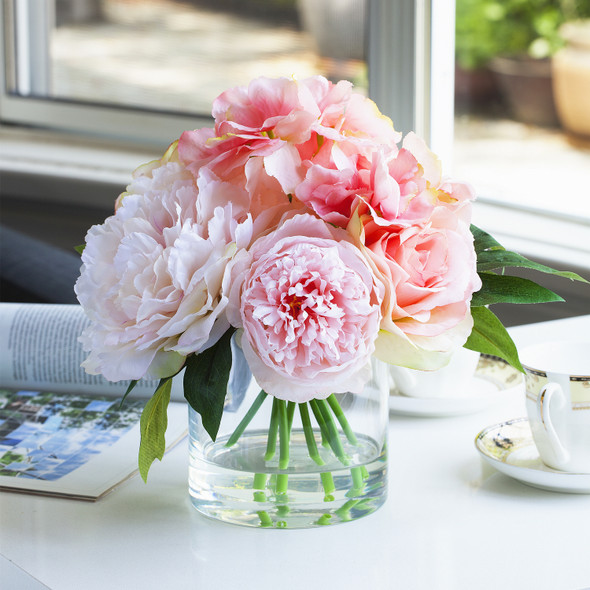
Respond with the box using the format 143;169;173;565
188;343;389;529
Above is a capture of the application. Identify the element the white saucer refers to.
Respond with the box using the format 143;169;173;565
475;418;590;494
389;355;523;417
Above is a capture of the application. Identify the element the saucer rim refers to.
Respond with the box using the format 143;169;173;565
474;417;590;493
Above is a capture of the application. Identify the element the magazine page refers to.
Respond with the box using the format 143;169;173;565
0;303;184;401
0;388;187;501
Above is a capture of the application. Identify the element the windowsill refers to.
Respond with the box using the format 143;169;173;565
471;200;589;272
0;126;161;204
2;126;589;274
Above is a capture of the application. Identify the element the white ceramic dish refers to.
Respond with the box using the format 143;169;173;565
389;355;523;417
475;418;590;494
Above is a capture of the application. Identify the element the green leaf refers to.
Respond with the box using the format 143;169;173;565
464;306;524;372
471;224;504;254
118;379;138;409
471;273;564;307
74;244;85;255
476;249;587;282
183;328;235;441
138;377;172;482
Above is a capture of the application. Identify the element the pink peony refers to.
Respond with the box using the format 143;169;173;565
296;133;476;231
75;161;253;382
178;76;317;196
227;214;384;402
350;205;481;370
295;149;373;227
178;76;401;231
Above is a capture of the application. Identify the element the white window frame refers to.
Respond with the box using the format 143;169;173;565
1;0;453;148
0;0;455;186
0;0;209;146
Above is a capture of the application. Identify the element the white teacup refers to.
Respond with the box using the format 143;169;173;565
521;341;590;473
389;347;480;398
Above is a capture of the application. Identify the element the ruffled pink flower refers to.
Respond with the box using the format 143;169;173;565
295;152;373;227
75;161;253;382
302;77;401;147
178;76;401;231
227;214;384;402
178;76;317;196
350;206;481;370
296;133;475;231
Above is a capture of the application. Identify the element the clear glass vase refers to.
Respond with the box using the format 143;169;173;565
188;342;389;529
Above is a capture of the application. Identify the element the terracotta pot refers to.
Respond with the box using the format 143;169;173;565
552;21;590;139
489;56;560;127
454;66;501;107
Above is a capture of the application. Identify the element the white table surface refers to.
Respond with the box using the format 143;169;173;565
2;315;590;590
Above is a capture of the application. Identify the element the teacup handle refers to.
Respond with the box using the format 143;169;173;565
538;383;569;465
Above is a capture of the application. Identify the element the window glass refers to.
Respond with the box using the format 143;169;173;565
4;0;590;238
9;0;368;116
452;0;590;223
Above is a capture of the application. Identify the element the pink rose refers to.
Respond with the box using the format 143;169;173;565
227;214;383;402
75;161;253;382
351;206;481;370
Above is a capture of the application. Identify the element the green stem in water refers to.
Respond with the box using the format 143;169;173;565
276;473;289;495
257;511;273;527
320;471;335;498
278;399;290;470
310;399;349;465
277;505;290;517
316;514;332;526
327;394;358;445
334;499;360;522
350;466;364;493
225;390;267;447
299;403;325;466
253;472;267;490
264;397;280;461
253;491;266;503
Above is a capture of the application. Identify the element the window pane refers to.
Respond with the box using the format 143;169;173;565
452;0;590;223
10;0;368;116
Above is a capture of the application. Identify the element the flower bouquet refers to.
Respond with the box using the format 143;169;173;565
75;76;584;528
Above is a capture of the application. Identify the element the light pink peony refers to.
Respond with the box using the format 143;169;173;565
350;205;481;370
178;76;401;232
75;161;253;382
295;151;372;227
227;214;384;402
178;76;316;196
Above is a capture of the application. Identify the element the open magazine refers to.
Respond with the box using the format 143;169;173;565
0;303;187;501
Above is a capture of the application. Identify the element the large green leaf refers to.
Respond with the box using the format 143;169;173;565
183;328;235;441
471;273;564;307
464;306;524;372
471;224;587;282
476;249;587;282
471;224;504;253
138;377;172;482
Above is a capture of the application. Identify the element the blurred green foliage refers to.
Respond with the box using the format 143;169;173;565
456;0;590;69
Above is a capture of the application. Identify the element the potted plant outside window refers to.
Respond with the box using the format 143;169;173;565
552;19;590;139
455;0;590;126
